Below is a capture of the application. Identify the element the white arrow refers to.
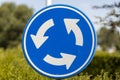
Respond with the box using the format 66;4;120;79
43;53;76;70
31;19;54;49
64;19;83;46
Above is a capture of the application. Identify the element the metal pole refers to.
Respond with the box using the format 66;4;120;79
46;0;52;6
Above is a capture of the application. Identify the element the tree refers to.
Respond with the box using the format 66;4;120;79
98;27;120;51
0;3;33;49
93;2;120;51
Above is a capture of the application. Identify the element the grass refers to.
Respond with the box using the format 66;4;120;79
0;47;120;80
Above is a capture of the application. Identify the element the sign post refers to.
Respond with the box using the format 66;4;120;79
46;0;52;6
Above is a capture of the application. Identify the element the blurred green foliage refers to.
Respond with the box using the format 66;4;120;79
0;47;120;80
84;51;120;76
0;3;33;49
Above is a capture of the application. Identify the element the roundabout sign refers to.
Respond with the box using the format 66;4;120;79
22;5;97;78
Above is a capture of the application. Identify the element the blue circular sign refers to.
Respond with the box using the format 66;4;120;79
22;5;97;78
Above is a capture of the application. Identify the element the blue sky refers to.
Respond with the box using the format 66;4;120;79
0;0;119;31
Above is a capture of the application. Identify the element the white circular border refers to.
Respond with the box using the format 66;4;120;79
23;5;95;78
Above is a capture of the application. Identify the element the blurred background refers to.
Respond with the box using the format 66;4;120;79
0;0;120;80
